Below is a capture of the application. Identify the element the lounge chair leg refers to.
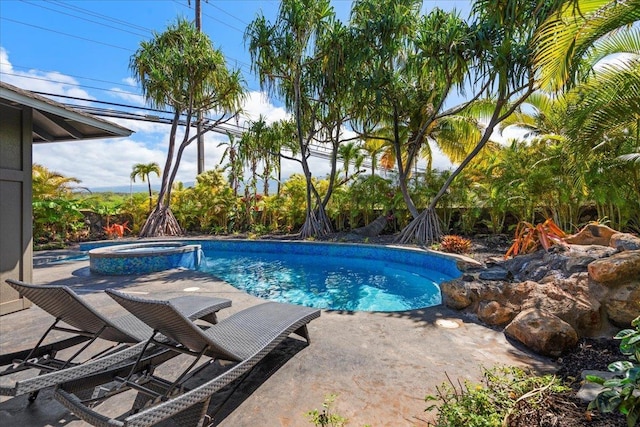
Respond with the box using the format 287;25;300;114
119;333;158;387
60;325;107;368
163;346;209;397
293;325;311;343
19;318;61;365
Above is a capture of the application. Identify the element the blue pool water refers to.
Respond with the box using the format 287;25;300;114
197;241;461;312
79;240;462;312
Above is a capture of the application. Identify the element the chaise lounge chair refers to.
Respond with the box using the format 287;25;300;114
0;279;231;400
55;289;321;427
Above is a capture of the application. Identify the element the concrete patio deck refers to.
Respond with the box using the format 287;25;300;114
0;252;554;426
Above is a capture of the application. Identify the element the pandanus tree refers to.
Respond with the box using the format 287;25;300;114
397;0;568;244
130;162;160;214
349;1;484;241
131;18;245;237
246;0;346;238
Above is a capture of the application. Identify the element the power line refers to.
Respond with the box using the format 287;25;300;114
31;91;372;165
20;0;149;38
45;0;154;34
7;65;138;90
204;1;250;27
176;0;245;33
0;17;133;52
0;71;141;97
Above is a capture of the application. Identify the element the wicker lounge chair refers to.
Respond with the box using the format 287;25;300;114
55;289;320;427
0;279;231;400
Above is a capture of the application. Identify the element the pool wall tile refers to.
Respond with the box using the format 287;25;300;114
80;239;462;279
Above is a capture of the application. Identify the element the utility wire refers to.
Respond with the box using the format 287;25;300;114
7;65;138;90
1;68;262;94
45;0;154;33
0;71;141;97
20;0;150;38
176;0;245;33
204;1;250;27
0;17;133;52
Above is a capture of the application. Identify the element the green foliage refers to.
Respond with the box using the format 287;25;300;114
425;366;569;427
587;316;640;427
306;394;348;427
170;169;237;233
32;198;86;244
31;164;88;245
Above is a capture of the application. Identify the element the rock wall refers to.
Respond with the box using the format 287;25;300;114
441;226;640;357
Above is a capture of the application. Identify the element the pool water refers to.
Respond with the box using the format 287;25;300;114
200;250;447;312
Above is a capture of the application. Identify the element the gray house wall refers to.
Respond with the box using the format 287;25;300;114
0;101;33;314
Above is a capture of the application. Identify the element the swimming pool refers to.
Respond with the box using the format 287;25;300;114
197;240;461;312
79;240;462;312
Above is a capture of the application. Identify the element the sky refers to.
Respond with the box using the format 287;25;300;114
0;0;472;192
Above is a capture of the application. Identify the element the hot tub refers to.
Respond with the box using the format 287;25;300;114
89;242;201;275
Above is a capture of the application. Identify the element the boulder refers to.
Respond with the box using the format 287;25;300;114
524;282;601;336
477;301;515;326
604;281;640;327
588;250;640;283
564;224;618;246
504;308;578;357
440;280;474;310
610;233;640;251
564;245;616;273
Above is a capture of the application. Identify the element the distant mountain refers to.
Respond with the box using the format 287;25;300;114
88;182;193;194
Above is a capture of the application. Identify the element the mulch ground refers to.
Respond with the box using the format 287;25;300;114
508;337;628;427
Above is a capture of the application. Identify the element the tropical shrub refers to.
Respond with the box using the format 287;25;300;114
505;218;566;258
280;174;311;231
439;235;472;254
587;316;640;427
425;366;569;427
33;198;86;245
32;164;88;245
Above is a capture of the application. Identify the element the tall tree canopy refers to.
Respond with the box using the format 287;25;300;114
246;0;348;238
131;18;245;237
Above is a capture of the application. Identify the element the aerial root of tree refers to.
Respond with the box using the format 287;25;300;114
299;205;332;239
395;208;443;245
139;205;183;237
352;214;388;237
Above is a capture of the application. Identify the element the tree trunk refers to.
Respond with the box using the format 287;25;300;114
395;208;442;245
139;204;182;237
352;214;389;237
147;180;152;214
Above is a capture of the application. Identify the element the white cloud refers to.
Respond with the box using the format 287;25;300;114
3;45;457;192
109;87;145;105
34;138;163;188
238;91;289;125
1;48;94;103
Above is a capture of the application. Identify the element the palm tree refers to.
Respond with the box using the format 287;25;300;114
338;141;363;180
218;132;243;198
32;164;81;200
533;0;640;92
130;162;160;214
131;18;245;237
